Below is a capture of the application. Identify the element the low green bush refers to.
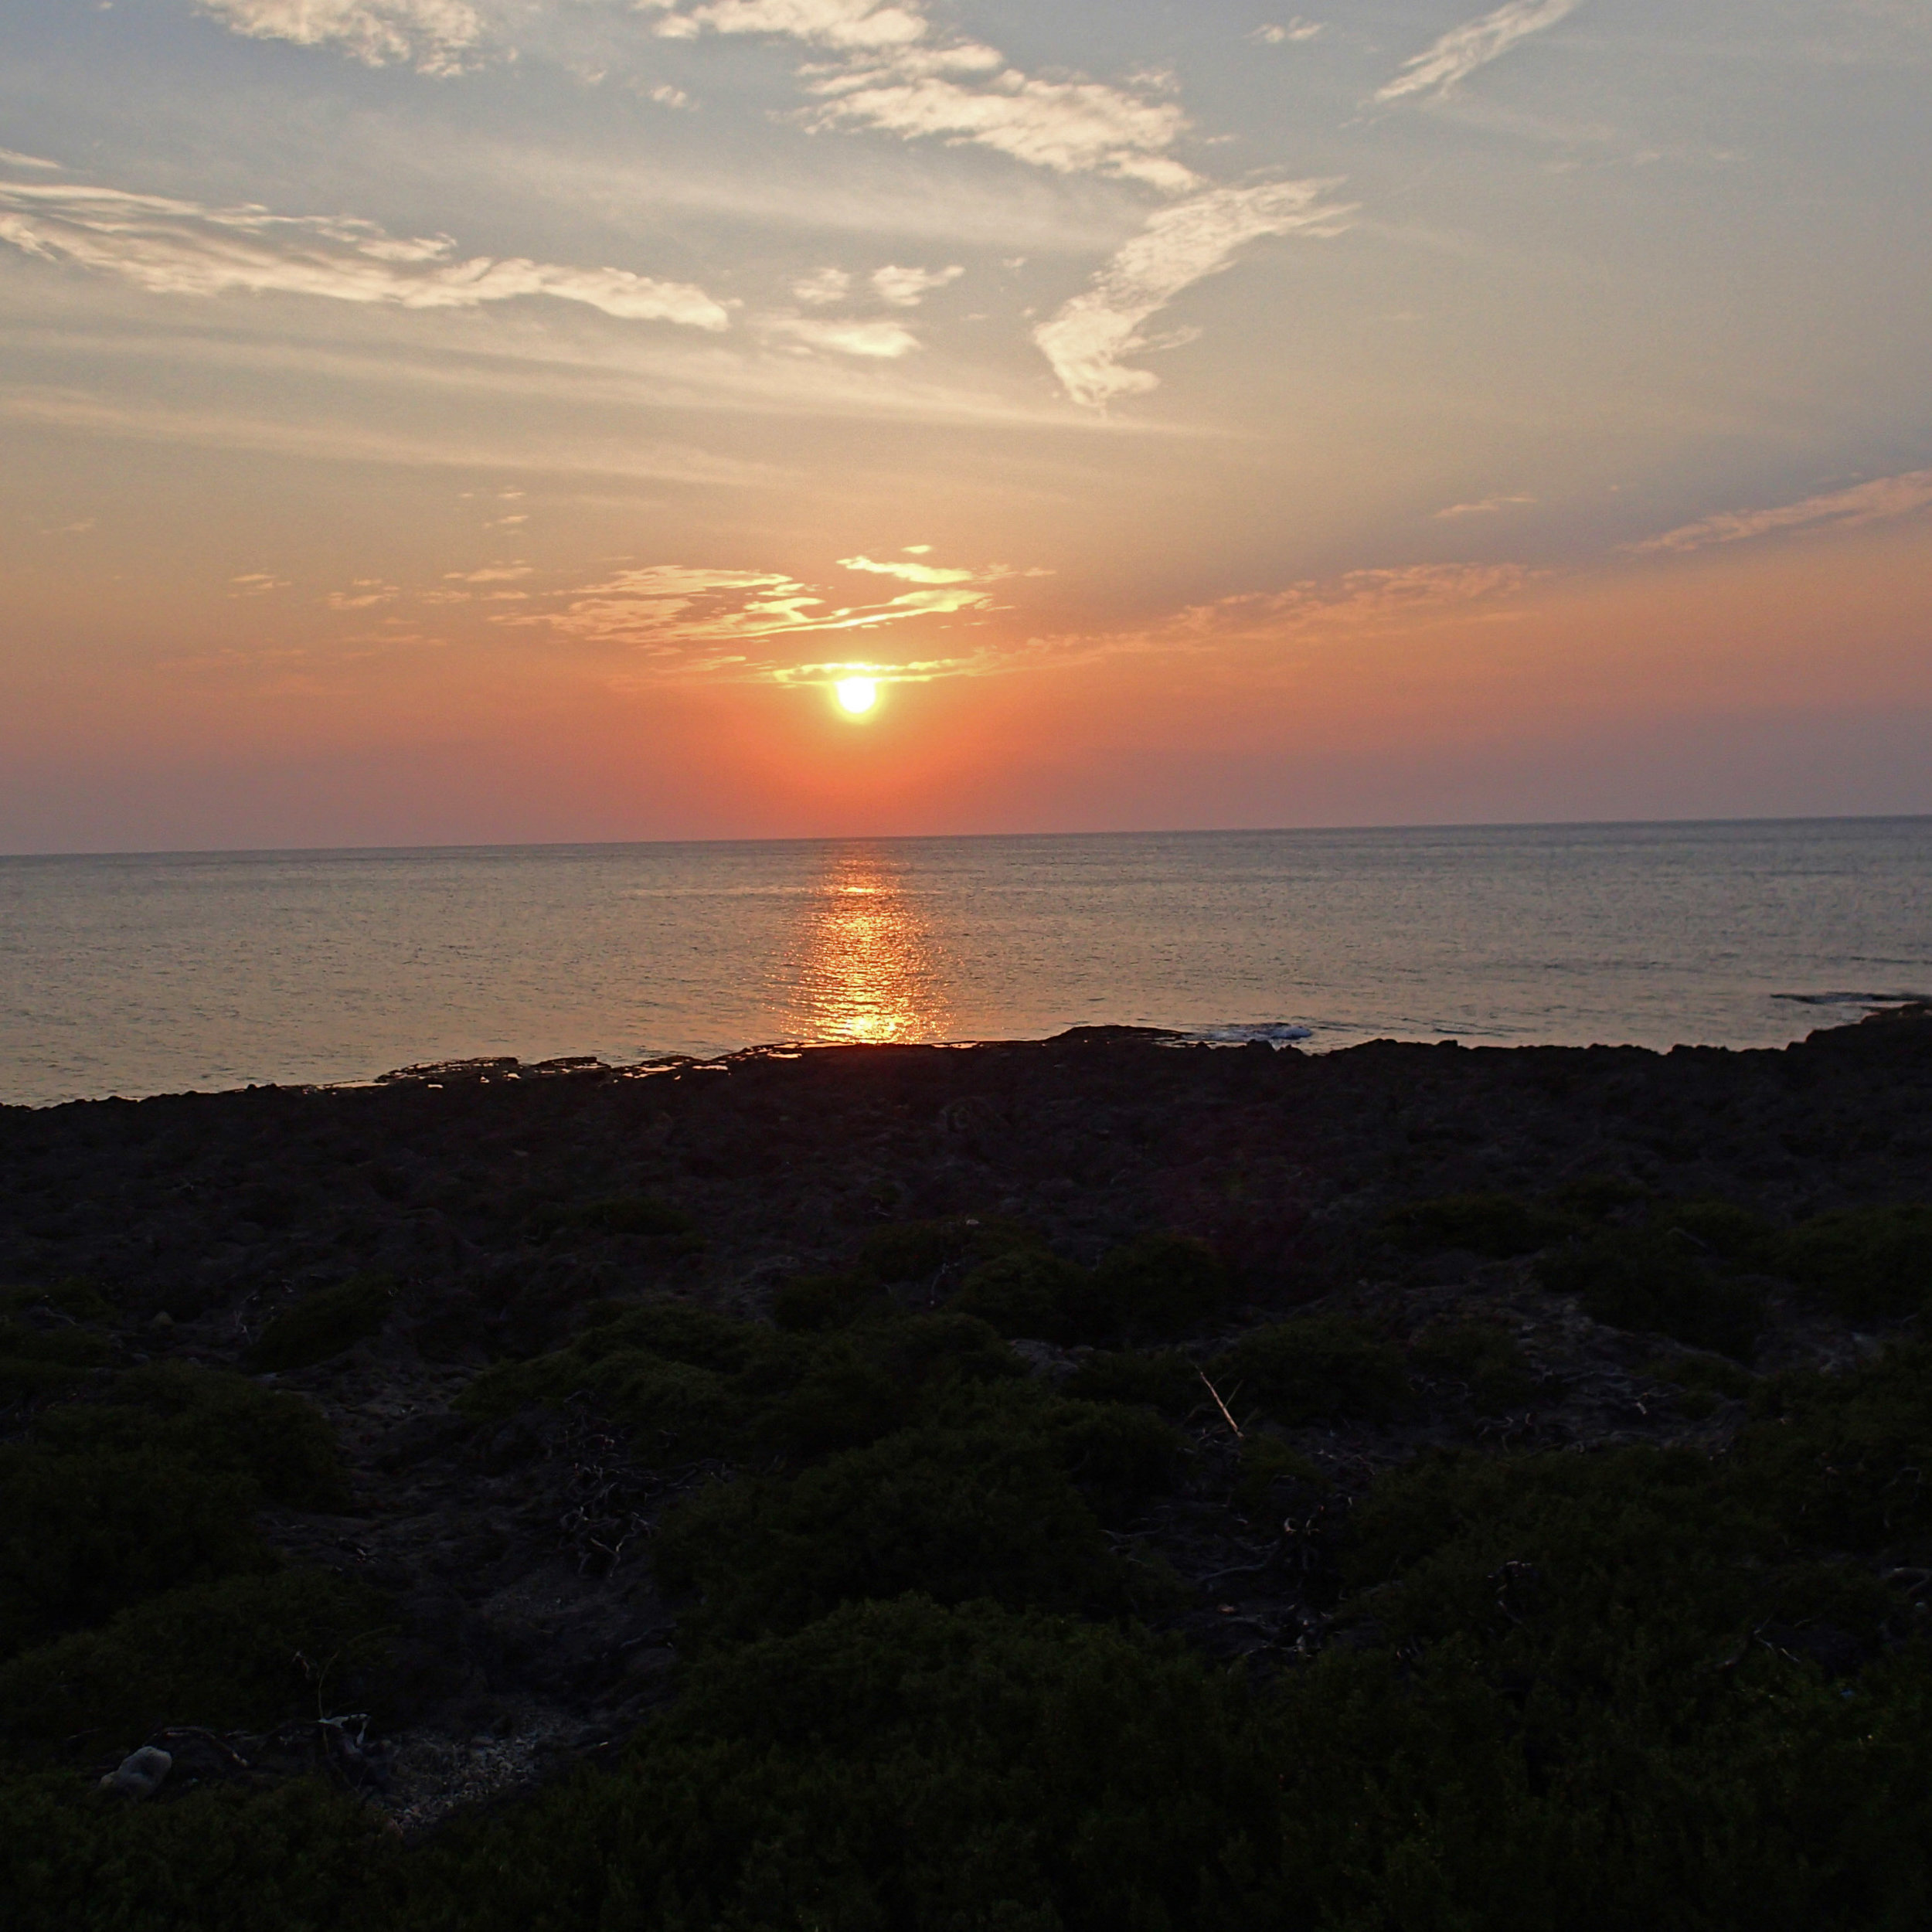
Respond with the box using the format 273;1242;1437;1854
0;1447;270;1660
854;1216;1029;1285
1079;1233;1233;1342
34;1362;352;1512
948;1248;1089;1341
1209;1316;1413;1427
2;1365;351;1658
1062;1348;1204;1417
0;1569;393;1754
1385;1192;1580;1257
770;1270;881;1332
1410;1318;1540;1414
0;1319;110;1407
395;1597;1278;1932
653;1420;1138;1645
1539;1227;1766;1359
247;1274;396;1372
0;1770;390;1932
523;1193;699;1243
1772;1204;1932;1321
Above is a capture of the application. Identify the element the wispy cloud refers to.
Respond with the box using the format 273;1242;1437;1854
869;263;962;307
807;58;1198;192
1033;179;1353;409
792;266;852;305
647;0;927;51
0;148;61;171
197;0;487;74
505;552;1012;671
650;0;1201;190
0;179;732;328
764;315;920;357
1375;0;1582;104
1628;470;1932;555
1434;493;1535;519
1172;563;1533;638
838;553;978;583
1254;20;1324;45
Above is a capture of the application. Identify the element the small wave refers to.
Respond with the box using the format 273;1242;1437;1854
1181;1022;1317;1048
1772;990;1932;1009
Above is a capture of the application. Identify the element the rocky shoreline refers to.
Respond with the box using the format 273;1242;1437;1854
3;1004;1930;1877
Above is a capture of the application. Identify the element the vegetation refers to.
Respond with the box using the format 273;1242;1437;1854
10;1185;1932;1930
247;1274;397;1372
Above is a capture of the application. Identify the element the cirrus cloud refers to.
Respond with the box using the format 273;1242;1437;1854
1628;470;1932;555
196;0;487;73
1033;179;1355;409
0;178;733;328
1374;0;1582;104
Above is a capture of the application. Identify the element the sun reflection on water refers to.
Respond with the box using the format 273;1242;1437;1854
784;848;952;1046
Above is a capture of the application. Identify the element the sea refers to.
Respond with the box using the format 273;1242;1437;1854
2;818;1927;1110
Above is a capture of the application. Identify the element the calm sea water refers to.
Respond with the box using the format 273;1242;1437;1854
2;819;1927;1108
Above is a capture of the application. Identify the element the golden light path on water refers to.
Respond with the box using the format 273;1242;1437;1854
784;845;953;1046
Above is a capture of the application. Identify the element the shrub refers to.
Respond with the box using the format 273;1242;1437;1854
1063;1349;1204;1418
770;1270;882;1332
0;1446;270;1659
1077;1233;1233;1342
524;1193;699;1243
397;1598;1279;1932
1385;1192;1580;1257
949;1248;1088;1341
35;1362;352;1511
652;1423;1134;1644
0;1320;109;1408
0;1569;393;1753
1772;1204;1932;1321
247;1274;396;1372
1410;1319;1540;1414
1209;1317;1413;1427
1231;1434;1321;1518
1539;1229;1765;1360
0;1771;390;1932
854;1217;1029;1285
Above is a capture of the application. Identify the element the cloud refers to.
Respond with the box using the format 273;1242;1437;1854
1628;470;1932;555
651;0;928;49
0;148;61;171
1253;20;1323;44
838;553;978;583
196;0;486;73
1434;493;1535;519
869;262;962;307
0;179;732;328
651;0;1199;189
229;571;290;595
807;60;1199;192
1374;0;1582;104
793;266;851;304
764;315;920;356
1032;179;1353;408
507;555;1006;670
325;579;401;608
1176;563;1532;638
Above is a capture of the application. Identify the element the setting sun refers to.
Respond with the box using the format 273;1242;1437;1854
835;677;879;716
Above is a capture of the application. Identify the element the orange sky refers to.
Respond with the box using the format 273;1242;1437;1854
2;1;1929;849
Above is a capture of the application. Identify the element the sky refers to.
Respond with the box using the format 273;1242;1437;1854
1;0;1928;851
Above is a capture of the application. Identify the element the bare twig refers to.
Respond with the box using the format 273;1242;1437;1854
1198;1369;1243;1441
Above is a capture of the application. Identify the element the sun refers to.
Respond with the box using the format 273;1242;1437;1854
835;676;879;716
